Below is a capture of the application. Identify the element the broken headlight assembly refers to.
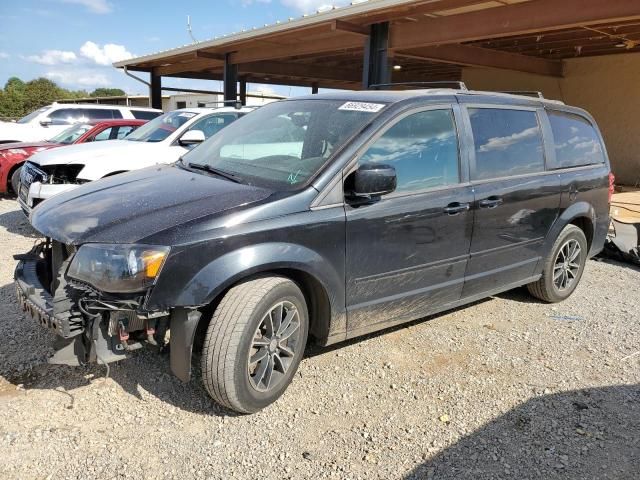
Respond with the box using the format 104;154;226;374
67;244;170;293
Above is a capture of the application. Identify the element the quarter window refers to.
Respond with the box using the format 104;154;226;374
548;111;605;168
132;110;161;120
360;109;460;193
469;108;545;181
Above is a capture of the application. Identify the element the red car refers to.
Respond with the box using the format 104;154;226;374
0;119;147;195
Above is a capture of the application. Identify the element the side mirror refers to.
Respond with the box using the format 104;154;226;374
40;118;52;127
349;163;397;198
179;129;205;146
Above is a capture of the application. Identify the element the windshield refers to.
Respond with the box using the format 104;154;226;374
126;110;197;143
48;123;92;144
17;107;50;124
182;99;386;189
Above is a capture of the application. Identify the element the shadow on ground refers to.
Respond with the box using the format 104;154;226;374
405;384;640;480
0;202;40;238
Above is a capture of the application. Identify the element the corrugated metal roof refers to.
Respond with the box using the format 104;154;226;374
113;0;421;68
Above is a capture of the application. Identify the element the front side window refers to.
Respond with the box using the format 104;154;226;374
126;111;198;143
93;126;115;141
548;111;605;168
469;108;545;181
116;126;136;139
183;99;385;190
187;113;239;139
360;109;460;193
48;108;83;125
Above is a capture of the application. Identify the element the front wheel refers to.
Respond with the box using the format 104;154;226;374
528;224;588;303
10;167;22;196
201;276;309;413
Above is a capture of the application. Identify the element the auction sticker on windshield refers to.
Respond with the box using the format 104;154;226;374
338;102;386;113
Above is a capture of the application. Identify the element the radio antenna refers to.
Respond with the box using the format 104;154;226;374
187;15;198;44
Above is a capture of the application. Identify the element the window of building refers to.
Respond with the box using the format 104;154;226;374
469;108;545;181
176;101;187;109
360;109;460;193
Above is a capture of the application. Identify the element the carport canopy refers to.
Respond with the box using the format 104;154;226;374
113;0;640;109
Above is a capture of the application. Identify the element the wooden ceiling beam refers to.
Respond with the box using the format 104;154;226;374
396;43;564;77
238;60;361;83
390;0;640;50
155;58;223;76
228;34;365;64
331;20;370;36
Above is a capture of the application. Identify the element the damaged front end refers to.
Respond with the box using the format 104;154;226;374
14;239;171;368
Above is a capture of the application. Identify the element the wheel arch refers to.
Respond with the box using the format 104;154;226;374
7;161;25;193
541;202;597;265
163;243;345;382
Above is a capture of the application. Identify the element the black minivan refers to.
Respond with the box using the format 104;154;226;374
15;87;612;413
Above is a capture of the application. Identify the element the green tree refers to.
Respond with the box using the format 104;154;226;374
0;77;26;118
90;88;126;97
22;77;65;112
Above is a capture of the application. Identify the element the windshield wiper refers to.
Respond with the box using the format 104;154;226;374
188;163;242;183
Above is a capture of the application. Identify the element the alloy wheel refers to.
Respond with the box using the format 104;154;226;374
248;301;302;392
553;239;582;291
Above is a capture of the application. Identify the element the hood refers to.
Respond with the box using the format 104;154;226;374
29;139;159;167
0;141;57;152
30;165;274;244
0;122;48;142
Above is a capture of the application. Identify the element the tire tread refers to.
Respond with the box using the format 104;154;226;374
201;276;292;413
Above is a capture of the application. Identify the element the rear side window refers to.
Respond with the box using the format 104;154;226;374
360;109;460;193
548;111;605;168
82;109;122;120
469;108;545;181
132;110;161;120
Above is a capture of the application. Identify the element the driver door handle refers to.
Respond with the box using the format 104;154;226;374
479;197;504;209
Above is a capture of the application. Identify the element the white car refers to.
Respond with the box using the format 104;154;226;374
18;107;253;214
0;103;161;143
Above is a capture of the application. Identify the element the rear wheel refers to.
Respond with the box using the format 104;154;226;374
528;224;588;303
10;167;22;196
201;276;308;413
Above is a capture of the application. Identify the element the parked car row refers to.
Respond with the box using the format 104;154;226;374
1;119;147;196
0;103;161;143
12;88;612;414
17;106;253;214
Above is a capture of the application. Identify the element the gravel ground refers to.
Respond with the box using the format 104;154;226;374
0;197;638;480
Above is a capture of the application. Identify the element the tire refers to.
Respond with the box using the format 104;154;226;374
10;166;22;196
528;224;588;303
201;276;309;414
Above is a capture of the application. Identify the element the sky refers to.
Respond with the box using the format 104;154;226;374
0;0;352;97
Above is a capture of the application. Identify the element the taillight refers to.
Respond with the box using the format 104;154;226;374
608;172;615;204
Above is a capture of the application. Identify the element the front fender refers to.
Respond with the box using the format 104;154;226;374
147;242;344;312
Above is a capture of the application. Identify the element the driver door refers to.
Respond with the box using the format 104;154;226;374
345;106;474;338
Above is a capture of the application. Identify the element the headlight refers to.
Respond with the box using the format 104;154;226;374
67;244;170;293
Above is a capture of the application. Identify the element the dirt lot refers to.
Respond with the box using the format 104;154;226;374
0;197;638;480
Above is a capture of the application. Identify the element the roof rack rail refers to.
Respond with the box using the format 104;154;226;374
499;91;545;99
369;81;468;91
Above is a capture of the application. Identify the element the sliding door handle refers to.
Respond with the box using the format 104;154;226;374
444;202;471;215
